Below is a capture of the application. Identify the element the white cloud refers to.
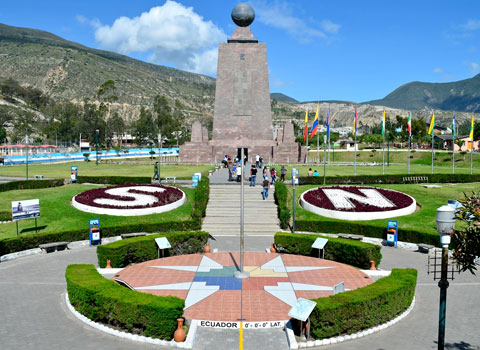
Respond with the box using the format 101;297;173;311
92;1;226;75
76;15;101;29
253;1;339;43
465;61;480;74
433;67;444;74
461;19;480;31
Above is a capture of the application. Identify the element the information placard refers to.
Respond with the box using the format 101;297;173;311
70;166;78;183
291;168;299;185
312;237;328;250
11;199;40;221
155;237;172;250
89;218;101;246
192;174;199;187
288;298;317;322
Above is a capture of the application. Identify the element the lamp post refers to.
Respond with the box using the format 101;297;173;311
157;133;161;184
435;205;456;350
95;129;99;166
25;135;29;180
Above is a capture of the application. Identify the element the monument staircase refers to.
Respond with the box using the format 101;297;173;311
203;168;281;237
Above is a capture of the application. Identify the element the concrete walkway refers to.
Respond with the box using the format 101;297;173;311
0;239;479;349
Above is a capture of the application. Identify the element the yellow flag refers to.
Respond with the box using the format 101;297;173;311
428;112;435;135
470;116;475;140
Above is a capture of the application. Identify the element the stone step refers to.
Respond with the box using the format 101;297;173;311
202;224;280;232
203;217;279;224
207;231;277;236
205;211;277;216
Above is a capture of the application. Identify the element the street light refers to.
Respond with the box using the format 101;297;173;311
95;129;99;166
435;205;456;350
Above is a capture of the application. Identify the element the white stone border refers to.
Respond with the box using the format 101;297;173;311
286;297;416;349
300;187;416;221
71;186;186;216
65;292;197;348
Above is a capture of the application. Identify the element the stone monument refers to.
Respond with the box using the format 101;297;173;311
180;3;304;163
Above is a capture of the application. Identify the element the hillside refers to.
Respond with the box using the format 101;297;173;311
0;23;216;123
366;74;480;112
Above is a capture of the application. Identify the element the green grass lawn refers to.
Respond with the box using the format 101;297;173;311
290;183;477;236
0;162;214;179
0;184;194;239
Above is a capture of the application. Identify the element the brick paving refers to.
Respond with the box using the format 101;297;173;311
114;252;373;322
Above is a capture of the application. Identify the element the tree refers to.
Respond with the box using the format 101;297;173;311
0;126;7;143
97;80;118;147
108;112;126;147
153;95;176;141
453;192;480;274
134;106;156;145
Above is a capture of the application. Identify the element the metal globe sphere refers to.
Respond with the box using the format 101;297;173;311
231;3;255;27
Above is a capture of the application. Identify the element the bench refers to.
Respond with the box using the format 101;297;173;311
34;175;44;179
417;243;435;253
338;234;364;241
165;176;176;183
121;233;147;239
403;176;429;184
39;242;69;253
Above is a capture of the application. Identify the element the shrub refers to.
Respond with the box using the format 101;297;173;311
66;264;184;339
97;231;209;268
192;176;209;223
299;173;480;186
294;219;440;246
0;210;11;221
77;176;151;185
0;179;64;193
310;269;417;339
274;181;290;229
274;232;381;269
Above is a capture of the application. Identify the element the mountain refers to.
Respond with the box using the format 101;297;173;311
366;74;480;113
0;23;216;123
270;93;298;104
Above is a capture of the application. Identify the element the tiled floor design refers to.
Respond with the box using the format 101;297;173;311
114;252;373;321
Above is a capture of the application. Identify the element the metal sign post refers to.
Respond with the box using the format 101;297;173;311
155;237;171;258
157;133;162;184
323;135;327;185
235;147;249;279
291;168;299;233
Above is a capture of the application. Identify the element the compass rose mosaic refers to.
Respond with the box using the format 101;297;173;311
113;252;373;321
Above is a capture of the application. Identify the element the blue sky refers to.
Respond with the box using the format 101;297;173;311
1;0;480;103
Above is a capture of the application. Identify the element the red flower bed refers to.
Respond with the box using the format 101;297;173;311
302;186;414;212
74;184;183;209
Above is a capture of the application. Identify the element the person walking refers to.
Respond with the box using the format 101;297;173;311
262;178;270;200
270;168;276;185
280;165;286;182
255;154;260;168
236;164;242;182
228;162;233;181
250;165;257;187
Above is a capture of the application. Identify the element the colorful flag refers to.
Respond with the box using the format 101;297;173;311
303;109;308;142
469;116;474;140
326;107;330;138
353;109;358;136
452;113;456;139
382;110;386;137
407;112;412;136
310;104;319;138
428;112;435;136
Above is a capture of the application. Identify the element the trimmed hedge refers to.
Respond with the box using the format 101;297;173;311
0;179;64;192
294;219;439;247
97;231;210;268
274;232;381;269
0;177;210;256
300;173;480;185
66;264;184;339
310;269;417;339
77;176;151;185
274;181;290;229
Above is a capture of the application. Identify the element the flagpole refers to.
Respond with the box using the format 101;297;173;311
306;124;309;164
408;134;411;174
471;142;473;175
452;138;455;174
316;130;319;164
382;134;385;175
354;132;357;176
431;132;434;174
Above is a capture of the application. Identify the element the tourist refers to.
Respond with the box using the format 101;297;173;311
228;162;233;181
263;167;268;179
259;156;264;168
262;178;270;200
308;168;313;176
270;168;276;185
255;154;260;168
280;165;286;182
250;165;257;187
236;164;242;182
313;170;319;177
223;155;228;168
